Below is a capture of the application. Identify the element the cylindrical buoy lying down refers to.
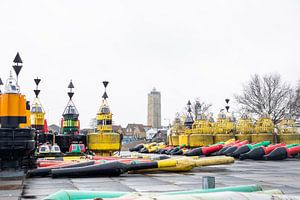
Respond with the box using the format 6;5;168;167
166;184;262;195
150;191;300;200
27;161;95;177
44;190;128;200
44;186;300;200
239;143;285;160
264;146;300;160
129;144;144;152
50;156;234;178
239;143;300;160
131;156;234;173
185;144;224;156
43;185;263;200
231;141;271;158
210;140;240;156
51;160;163;178
223;140;249;156
157;146;173;154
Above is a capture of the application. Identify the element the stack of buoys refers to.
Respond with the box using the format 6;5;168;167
230;141;271;158
264;145;300;160
127;139;300;161
130;142;188;155
28;155;234;178
239;143;285;160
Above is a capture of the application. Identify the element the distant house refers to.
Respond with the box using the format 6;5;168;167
146;128;157;140
48;124;60;134
126;124;147;139
146;128;168;142
143;125;152;132
112;125;125;135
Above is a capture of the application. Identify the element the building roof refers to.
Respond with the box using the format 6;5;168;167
112;125;125;134
48;124;60;133
126;123;144;131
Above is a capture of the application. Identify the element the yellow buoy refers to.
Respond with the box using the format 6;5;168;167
168;113;184;146
87;81;121;156
278;114;300;144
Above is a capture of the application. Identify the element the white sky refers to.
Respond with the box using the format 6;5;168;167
0;0;299;128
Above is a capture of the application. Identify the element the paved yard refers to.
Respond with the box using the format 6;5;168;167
1;159;300;199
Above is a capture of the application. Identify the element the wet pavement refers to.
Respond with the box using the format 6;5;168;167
1;159;300;199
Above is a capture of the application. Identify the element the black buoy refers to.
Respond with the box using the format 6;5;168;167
139;147;149;153
223;146;239;156
170;149;183;155
264;147;288;161
51;162;129;178
165;147;177;155
231;145;251;158
157;149;167;154
129;144;144;152
215;146;231;155
27;161;95;177
185;147;202;156
239;147;266;160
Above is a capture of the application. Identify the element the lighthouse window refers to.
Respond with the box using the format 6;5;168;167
10;85;17;91
101;107;110;113
31;107;36;112
38;107;42;112
54;146;60;151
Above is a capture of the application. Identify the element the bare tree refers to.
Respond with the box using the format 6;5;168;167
234;73;295;124
181;98;212;118
293;80;300;118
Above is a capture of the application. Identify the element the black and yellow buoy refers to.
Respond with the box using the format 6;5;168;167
31;78;53;145
213;99;235;143
0;53;36;169
56;80;86;153
179;100;194;147
168;113;184;146
88;81;122;156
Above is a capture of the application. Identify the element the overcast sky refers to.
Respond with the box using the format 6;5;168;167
0;0;299;128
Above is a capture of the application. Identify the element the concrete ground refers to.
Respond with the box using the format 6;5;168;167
1;159;300;200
